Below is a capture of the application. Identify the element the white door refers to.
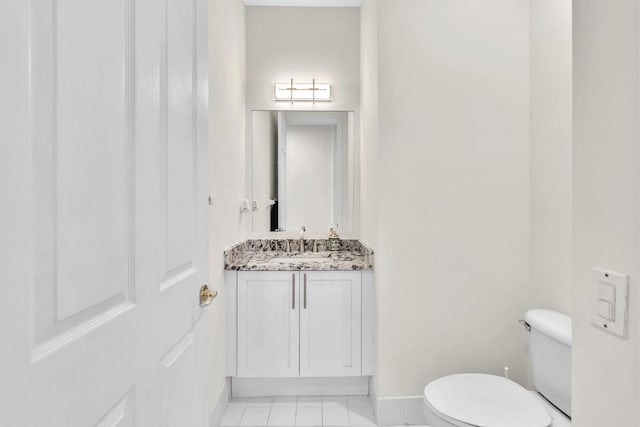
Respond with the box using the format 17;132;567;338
237;271;300;377
300;272;362;377
0;0;210;426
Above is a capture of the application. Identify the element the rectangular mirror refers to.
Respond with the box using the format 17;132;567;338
250;110;357;235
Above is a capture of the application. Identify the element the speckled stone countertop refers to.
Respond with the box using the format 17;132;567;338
224;239;374;271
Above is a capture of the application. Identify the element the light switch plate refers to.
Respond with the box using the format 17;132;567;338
591;268;629;338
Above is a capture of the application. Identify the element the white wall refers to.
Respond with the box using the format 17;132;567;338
359;0;379;405
375;0;531;398
359;0;379;250
245;6;360;107
206;0;246;417
573;1;640;425
529;1;572;315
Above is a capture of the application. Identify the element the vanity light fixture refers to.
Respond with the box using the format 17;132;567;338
274;79;332;103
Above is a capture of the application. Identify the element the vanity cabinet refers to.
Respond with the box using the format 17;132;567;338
237;271;300;377
235;270;363;378
300;271;361;377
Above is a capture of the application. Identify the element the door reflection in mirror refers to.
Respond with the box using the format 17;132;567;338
251;111;353;234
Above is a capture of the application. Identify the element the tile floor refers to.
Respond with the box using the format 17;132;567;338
219;393;571;427
219;396;378;427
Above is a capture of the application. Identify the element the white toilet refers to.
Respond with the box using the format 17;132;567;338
423;309;571;427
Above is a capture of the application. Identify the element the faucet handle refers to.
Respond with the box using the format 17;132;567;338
299;226;306;253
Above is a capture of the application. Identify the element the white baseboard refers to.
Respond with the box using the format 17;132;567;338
368;380;377;417
375;395;427;426
208;379;231;427
231;376;370;397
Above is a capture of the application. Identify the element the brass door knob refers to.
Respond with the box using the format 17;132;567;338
199;285;217;307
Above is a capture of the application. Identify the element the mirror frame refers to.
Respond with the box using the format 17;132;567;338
245;104;361;239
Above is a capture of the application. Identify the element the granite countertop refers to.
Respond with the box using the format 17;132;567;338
224;239;374;271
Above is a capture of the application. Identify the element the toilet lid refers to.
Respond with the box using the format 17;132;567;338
424;374;552;427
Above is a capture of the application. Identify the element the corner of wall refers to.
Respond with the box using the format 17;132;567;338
208;379;231;427
528;0;573;391
359;0;380;405
206;0;247;417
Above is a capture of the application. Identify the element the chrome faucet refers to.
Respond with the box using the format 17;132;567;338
300;225;306;253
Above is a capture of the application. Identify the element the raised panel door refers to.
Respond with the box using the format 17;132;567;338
0;0;210;425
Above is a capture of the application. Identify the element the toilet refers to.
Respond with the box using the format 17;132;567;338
423;309;572;427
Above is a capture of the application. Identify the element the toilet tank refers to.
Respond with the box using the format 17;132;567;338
525;309;572;417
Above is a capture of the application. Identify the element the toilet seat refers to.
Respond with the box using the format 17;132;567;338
423;374;552;427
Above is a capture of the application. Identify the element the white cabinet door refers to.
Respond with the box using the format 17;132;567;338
238;271;300;377
0;0;210;425
300;271;362;377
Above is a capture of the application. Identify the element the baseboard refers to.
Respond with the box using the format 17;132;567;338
368;379;377;417
208;379;231;427
375;395;427;426
231;376;370;397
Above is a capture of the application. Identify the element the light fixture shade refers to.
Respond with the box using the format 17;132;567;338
274;81;332;102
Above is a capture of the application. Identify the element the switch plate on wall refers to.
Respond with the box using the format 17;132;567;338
591;268;629;338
